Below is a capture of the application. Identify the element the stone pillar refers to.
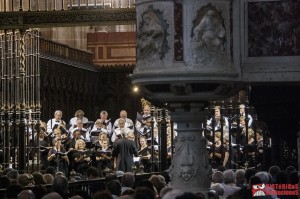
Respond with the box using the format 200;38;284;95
169;103;212;194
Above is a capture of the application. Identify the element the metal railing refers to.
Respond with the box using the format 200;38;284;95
0;0;135;12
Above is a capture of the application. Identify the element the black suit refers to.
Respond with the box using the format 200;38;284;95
112;137;138;172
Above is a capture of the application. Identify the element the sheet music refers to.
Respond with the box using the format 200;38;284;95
133;156;141;162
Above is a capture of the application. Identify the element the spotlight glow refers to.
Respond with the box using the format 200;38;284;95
133;86;139;93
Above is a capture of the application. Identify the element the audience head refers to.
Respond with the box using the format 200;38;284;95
176;192;204;199
72;190;91;199
149;174;166;194
212;171;224;183
121;189;135;196
107;180;122;197
17;190;36;199
217;166;227;172
45;166;56;176
105;173;118;183
119;195;134;199
122;172;135;188
52;175;69;198
86;166;100;180
255;171;270;184
7;169;19;181
249;176;262;187
17;173;34;187
159;186;173;199
285;165;296;175
136;179;155;193
207;190;219;199
55;171;65;177
32;171;46;185
235;169;245;186
2;167;14;176
211;183;224;197
43;173;54;184
162;189;184;199
223;170;235;184
268;165;281;178
70;196;84;199
93;190;113;199
134;187;156;199
41;192;63;199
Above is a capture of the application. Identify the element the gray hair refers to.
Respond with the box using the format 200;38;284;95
223;170;235;184
211;183;224;196
255;171;270;184
212;171;224;183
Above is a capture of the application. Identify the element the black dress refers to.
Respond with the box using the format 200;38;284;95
95;148;113;176
138;146;151;173
48;147;68;175
72;149;92;175
39;139;50;169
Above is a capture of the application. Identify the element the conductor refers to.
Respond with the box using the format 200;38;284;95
112;131;138;172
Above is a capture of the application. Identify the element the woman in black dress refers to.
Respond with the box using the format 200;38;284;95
47;138;69;175
95;139;113;176
138;136;151;173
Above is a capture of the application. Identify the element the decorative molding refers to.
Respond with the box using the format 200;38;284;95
0;8;136;29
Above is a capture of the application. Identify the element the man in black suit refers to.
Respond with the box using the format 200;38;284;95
112;131;138;172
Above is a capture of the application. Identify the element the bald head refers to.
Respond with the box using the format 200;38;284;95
17;190;36;199
42;192;63;199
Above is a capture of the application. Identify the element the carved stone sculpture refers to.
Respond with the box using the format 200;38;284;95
137;6;169;65
169;132;212;193
191;8;226;65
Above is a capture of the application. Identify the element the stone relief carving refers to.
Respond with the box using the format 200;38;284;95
137;6;169;64
170;133;212;190
191;5;226;65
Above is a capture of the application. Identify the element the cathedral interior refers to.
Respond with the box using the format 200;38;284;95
0;0;299;196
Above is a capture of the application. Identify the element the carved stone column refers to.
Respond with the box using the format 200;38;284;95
169;103;212;194
132;0;239;195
